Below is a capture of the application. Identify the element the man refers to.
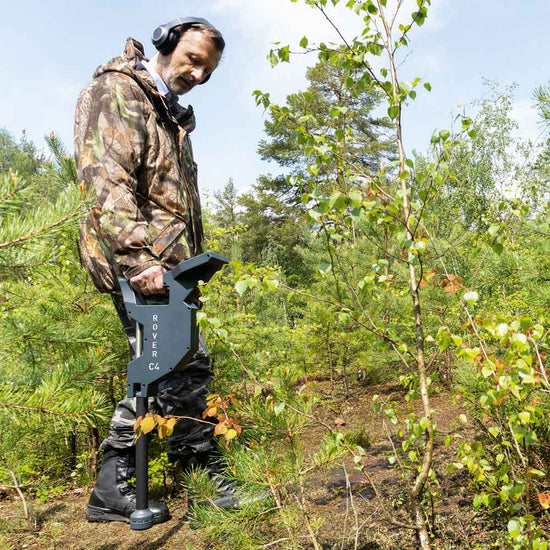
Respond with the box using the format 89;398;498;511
74;18;225;524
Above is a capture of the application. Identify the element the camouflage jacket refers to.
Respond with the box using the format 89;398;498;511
75;38;204;292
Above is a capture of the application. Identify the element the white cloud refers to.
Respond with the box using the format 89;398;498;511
209;0;449;113
210;0;364;108
211;0;361;43
422;0;452;31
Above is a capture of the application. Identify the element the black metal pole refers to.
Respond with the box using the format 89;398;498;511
135;396;149;510
130;322;154;530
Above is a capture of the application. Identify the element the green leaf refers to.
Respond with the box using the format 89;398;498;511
496;323;509;337
366;1;378;14
510;332;529;352
463;291;479;305
235;280;248;296
459;347;480;363
388;105;400;119
300;36;309;48
436;327;452;351
424;82;432;92
451;334;463;347
507;518;522;539
369;42;384;56
333;195;348;212
481;365;494;378
308;208;323;221
349;191;362;207
318;262;332;275
267;50;278;67
308;163;320;177
264;278;279;291
521;374;536;384
338;312;352;326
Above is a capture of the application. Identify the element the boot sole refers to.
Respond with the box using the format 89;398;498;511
86;505;170;525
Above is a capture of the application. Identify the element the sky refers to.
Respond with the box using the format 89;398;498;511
1;0;549;196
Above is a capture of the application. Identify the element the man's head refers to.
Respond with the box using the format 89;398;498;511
151;20;224;96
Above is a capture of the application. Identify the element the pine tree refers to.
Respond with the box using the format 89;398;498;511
240;57;395;276
0;133;118;489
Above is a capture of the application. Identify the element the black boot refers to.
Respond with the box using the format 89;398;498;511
86;448;170;524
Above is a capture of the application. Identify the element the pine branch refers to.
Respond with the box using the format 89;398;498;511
0;172;34;211
0;204;82;250
0;401;98;419
0;373;110;429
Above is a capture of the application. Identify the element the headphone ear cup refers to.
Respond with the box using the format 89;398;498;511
158;28;180;55
152;25;166;50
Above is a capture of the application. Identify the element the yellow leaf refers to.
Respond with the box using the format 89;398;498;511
154;414;167;426
539;493;550;509
158;424;169;439
166;417;177;437
140;415;156;435
166;417;177;429
203;407;218;418
214;423;228;436
225;429;237;440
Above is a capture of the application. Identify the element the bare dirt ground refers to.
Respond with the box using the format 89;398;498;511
1;382;547;550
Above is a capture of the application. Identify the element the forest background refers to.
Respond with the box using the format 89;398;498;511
1;1;550;549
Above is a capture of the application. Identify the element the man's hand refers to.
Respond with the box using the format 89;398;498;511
129;265;167;295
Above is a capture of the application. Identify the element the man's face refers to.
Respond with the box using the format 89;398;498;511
161;30;221;95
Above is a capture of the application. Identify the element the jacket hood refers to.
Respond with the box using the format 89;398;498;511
93;38;196;132
93;37;148;81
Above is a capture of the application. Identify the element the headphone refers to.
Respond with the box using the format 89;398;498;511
152;17;218;84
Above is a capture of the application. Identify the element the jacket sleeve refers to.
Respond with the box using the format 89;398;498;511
75;73;160;280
